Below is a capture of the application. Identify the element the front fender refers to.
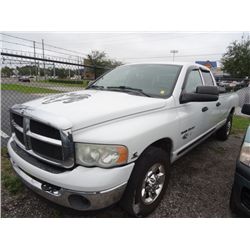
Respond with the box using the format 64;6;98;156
73;105;180;163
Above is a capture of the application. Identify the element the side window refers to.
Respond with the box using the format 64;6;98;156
201;71;214;86
185;70;203;93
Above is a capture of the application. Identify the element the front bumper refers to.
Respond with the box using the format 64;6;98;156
231;160;250;216
7;137;134;211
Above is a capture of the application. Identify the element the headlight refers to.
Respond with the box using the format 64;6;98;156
239;142;250;167
75;143;128;168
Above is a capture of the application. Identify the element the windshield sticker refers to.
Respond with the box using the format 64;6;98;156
42;93;91;104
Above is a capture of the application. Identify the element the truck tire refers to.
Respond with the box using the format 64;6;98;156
120;146;170;217
216;114;233;141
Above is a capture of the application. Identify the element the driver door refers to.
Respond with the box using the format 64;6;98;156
177;69;209;149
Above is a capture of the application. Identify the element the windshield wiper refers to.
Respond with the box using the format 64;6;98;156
107;86;151;97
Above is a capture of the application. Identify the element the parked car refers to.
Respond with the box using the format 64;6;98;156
7;62;238;216
18;76;31;82
230;104;250;216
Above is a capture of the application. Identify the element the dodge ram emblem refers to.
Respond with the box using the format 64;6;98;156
42;93;91;104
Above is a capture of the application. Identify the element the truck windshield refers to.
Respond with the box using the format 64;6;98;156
89;64;182;98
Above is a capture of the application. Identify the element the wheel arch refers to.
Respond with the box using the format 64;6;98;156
139;137;173;158
230;107;235;115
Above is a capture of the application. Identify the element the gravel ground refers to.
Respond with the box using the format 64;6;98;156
1;133;243;218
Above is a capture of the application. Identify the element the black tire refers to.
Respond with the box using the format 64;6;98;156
120;146;170;217
229;186;239;215
216;113;233;141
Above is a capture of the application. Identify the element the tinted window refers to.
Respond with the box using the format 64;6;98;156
202;71;214;86
185;70;203;93
92;64;182;98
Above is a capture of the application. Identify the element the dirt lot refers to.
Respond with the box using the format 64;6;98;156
1;131;245;218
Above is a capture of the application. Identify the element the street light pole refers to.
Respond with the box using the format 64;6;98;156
170;50;178;62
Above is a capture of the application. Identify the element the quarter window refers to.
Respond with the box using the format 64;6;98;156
201;71;214;86
185;70;203;93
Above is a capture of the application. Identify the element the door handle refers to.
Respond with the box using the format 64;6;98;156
216;102;221;107
202;107;208;112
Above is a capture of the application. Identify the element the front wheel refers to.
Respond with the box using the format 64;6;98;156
120;146;170;217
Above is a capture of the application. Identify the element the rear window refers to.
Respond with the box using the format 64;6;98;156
201;71;214;86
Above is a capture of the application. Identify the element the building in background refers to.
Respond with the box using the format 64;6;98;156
195;60;230;80
195;60;217;70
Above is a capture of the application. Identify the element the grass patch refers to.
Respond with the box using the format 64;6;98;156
1;148;24;195
1;84;62;94
232;115;250;134
39;79;89;88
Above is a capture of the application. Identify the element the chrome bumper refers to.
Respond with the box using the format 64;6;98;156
10;158;127;211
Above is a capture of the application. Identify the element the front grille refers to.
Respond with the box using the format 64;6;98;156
30;137;63;161
14;127;24;145
30;120;61;140
10;109;74;169
241;187;250;210
10;140;67;174
12;113;23;127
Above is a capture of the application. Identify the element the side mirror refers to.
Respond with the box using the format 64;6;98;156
180;86;219;104
242;104;250;116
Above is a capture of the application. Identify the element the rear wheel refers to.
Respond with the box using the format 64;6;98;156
216;113;233;141
120;146;170;217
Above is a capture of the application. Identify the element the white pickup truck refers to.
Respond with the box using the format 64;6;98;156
8;62;239;216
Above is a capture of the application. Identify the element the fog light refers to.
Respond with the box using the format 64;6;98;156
41;183;61;196
68;194;91;210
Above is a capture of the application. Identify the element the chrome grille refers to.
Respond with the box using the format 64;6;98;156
10;109;74;169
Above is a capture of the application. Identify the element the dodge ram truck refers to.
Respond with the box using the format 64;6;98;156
7;62;239;216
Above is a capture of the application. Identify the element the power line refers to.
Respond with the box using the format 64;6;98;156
1;48;84;65
0;40;34;48
1;33;88;56
1;32;227;63
0;39;86;59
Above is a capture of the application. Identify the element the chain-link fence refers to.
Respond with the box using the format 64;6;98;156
1;52;250;147
1;52;110;145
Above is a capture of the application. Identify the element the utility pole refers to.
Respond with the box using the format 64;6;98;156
33;41;37;81
42;39;46;80
53;63;55;78
170;50;178;62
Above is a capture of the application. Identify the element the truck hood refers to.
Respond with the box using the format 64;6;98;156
21;90;166;131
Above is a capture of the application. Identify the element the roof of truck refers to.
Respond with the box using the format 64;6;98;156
124;61;210;70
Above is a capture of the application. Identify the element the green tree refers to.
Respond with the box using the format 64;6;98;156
221;35;250;78
17;65;36;76
1;66;14;77
85;50;123;78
